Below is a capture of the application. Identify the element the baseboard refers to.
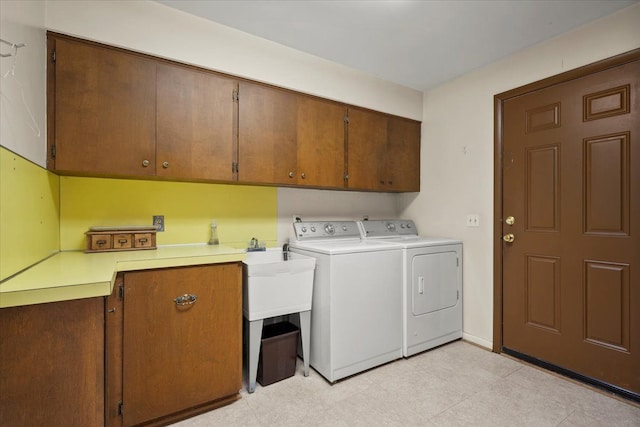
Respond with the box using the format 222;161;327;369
462;332;492;350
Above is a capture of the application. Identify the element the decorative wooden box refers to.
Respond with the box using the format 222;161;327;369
85;226;157;253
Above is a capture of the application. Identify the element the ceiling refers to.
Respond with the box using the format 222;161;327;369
155;0;638;92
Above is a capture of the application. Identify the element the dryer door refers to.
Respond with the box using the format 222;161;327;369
412;251;458;315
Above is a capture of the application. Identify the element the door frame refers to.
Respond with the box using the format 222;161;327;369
492;48;640;353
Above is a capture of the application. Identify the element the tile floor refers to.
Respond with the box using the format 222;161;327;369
172;340;640;426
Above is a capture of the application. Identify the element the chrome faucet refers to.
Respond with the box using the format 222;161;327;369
282;243;290;261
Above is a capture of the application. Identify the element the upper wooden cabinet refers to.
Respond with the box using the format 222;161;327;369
156;64;237;181
238;82;346;189
47;33;420;192
386;117;421;192
346;108;421;192
50;36;157;176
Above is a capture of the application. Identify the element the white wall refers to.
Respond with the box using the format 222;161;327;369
44;0;422;120
398;4;640;349
276;187;398;245
0;0;47;166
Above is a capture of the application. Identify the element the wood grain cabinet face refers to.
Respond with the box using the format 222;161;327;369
346;108;421;192
156;64;237;181
238;82;346;189
386;117;421;192
107;264;242;427
0;298;105;427
50;37;156;176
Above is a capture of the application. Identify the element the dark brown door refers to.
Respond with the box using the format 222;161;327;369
122;264;242;426
156;64;237;181
502;59;639;394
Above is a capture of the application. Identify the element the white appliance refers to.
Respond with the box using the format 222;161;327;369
288;221;402;382
360;220;462;357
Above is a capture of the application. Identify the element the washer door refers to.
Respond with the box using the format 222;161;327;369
412;251;458;315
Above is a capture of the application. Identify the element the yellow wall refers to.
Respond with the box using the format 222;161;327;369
59;177;277;251
0;147;60;280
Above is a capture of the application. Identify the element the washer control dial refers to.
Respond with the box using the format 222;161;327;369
386;222;396;232
324;223;335;235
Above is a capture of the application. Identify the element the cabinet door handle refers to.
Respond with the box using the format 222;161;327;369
142;159;150;167
301;172;306;179
162;161;169;168
289;171;294;178
174;294;198;306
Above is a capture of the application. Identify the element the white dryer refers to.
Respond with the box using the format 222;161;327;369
360;220;462;357
289;221;402;382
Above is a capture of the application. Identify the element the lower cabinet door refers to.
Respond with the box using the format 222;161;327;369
121;263;242;426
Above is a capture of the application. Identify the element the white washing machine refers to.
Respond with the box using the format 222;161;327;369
288;221;402;382
360;219;462;357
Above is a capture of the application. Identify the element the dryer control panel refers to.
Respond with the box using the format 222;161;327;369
293;221;361;240
360;220;418;238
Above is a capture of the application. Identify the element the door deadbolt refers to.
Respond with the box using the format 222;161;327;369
505;216;515;225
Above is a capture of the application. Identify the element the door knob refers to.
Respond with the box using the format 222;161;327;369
505;216;515;225
503;233;515;243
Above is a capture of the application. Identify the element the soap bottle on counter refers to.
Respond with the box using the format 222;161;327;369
208;220;219;245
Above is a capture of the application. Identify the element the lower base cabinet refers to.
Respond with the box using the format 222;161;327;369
0;298;105;426
107;263;242;427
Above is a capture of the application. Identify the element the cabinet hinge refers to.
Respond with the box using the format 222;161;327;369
51;144;56;159
118;284;124;300
51;49;56;63
118;401;124;415
344;172;349;180
344;115;349;124
232;90;239;102
232;162;239;173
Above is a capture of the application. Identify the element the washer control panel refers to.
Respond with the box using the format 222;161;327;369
360;219;418;237
293;221;361;240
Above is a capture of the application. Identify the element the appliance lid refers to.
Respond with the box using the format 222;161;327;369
289;238;401;255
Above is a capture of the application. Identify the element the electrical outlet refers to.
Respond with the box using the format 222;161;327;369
466;214;479;227
153;215;165;232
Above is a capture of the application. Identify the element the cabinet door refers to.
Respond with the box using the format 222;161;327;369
122;264;241;427
0;298;104;427
238;82;298;185
52;37;156;176
386;117;421;192
157;64;237;181
297;97;346;188
346;108;387;191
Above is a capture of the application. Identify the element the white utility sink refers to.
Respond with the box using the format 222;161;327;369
242;249;316;321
